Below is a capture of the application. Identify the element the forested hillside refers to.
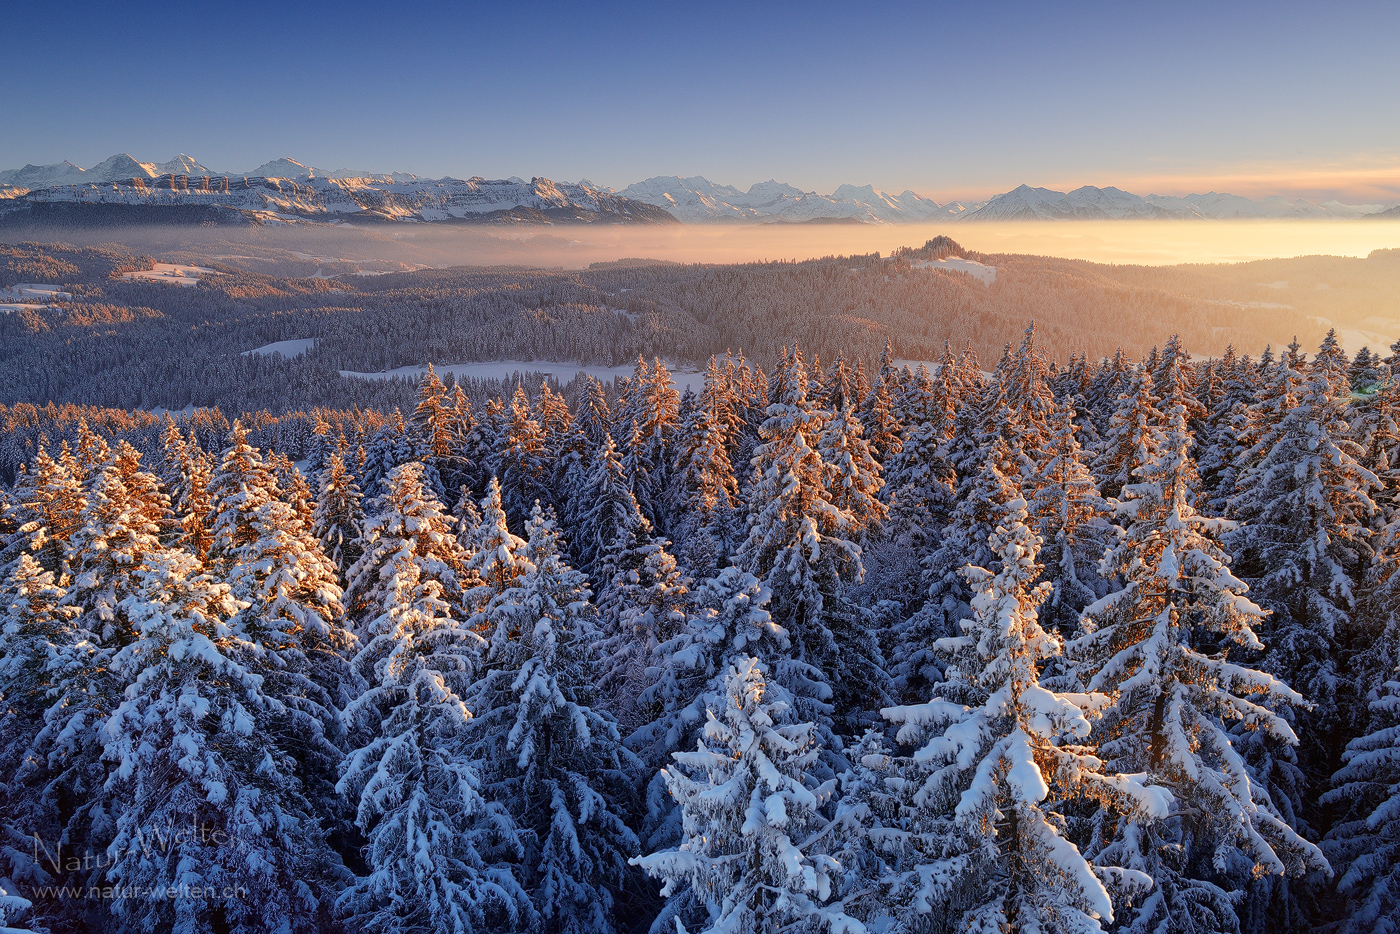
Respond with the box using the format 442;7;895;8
1;327;1397;934
0;239;1345;417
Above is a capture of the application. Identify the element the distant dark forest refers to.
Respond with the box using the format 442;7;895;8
2;239;1374;419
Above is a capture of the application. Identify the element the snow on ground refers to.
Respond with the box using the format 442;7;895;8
245;338;316;359
910;257;997;285
148;404;199;417
341;359;706;394
1311;316;1400;357
120;263;215;286
0;283;72;301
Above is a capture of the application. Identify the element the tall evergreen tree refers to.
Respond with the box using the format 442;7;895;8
882;496;1170;933
464;506;642;934
102;548;334;933
337;462;527;934
1228;335;1379;809
1321;516;1400;934
740;346;859;734
633;658;862;934
1071;403;1328;932
312;452;365;585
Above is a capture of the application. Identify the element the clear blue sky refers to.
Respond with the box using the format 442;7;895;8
8;0;1399;202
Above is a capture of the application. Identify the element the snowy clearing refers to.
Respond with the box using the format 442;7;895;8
0;302;59;314
245;338;316;359
341;359;706;394
120;262;215;286
0;283;71;301
910;257;997;285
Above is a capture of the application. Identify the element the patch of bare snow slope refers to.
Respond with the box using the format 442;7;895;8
120;263;215;286
910;257;997;285
245;338;317;359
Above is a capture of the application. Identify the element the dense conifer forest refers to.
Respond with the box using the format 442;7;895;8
1;314;1398;933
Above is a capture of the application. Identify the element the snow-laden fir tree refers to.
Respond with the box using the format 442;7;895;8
881;495;1170;934
595;527;690;731
889;437;1021;704
102;547;336;933
226;491;357;841
1091;368;1163;500
577;376;613;448
360;410;434;504
880;355;955;541
0;552;80;890
616;357;681;533
347;462;470;627
312;451;365;584
1227;333;1379;801
669;405;740;576
572;435;650;584
740;345;859;736
0;879;33;934
208;421;279;566
337;462;528;934
0;443;84;575
1030;404;1108;636
462;476;528;612
633;657;863;934
627;567;788;853
628;567;786;771
462;505;642;934
1319;514;1400;934
1195;346;1258;515
496;386;551;527
1069;402;1328;932
820;401;887;539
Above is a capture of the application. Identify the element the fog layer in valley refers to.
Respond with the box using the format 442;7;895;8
6;218;1400;271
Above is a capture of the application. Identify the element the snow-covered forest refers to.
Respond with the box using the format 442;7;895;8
2;325;1398;934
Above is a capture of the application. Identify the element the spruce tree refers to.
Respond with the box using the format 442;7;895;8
1031;404;1108;635
103;548;333;933
1228;335;1379;807
312;452;365;585
633;658;862;934
669;406;739;576
571;436;649;584
740;346;859;733
1321;517;1400;934
881;495;1170;933
464;506;642;934
1070;404;1328;932
337;463;527;934
462;476;528;612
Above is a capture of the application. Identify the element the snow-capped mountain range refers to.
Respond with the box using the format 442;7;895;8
615;176;978;223
1;152;1395;225
962;184;1389;221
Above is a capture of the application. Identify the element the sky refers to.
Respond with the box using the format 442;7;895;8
7;0;1400;203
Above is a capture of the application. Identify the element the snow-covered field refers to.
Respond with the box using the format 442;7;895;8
120;262;215;286
910;257;997;285
246;338;316;359
341;359;706;394
0;283;71;301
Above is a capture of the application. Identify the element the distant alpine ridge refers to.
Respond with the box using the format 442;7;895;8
1;152;1395;226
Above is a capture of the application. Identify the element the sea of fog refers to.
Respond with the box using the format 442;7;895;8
6;219;1400;270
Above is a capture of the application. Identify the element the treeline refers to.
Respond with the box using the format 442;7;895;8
1;328;1397;934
